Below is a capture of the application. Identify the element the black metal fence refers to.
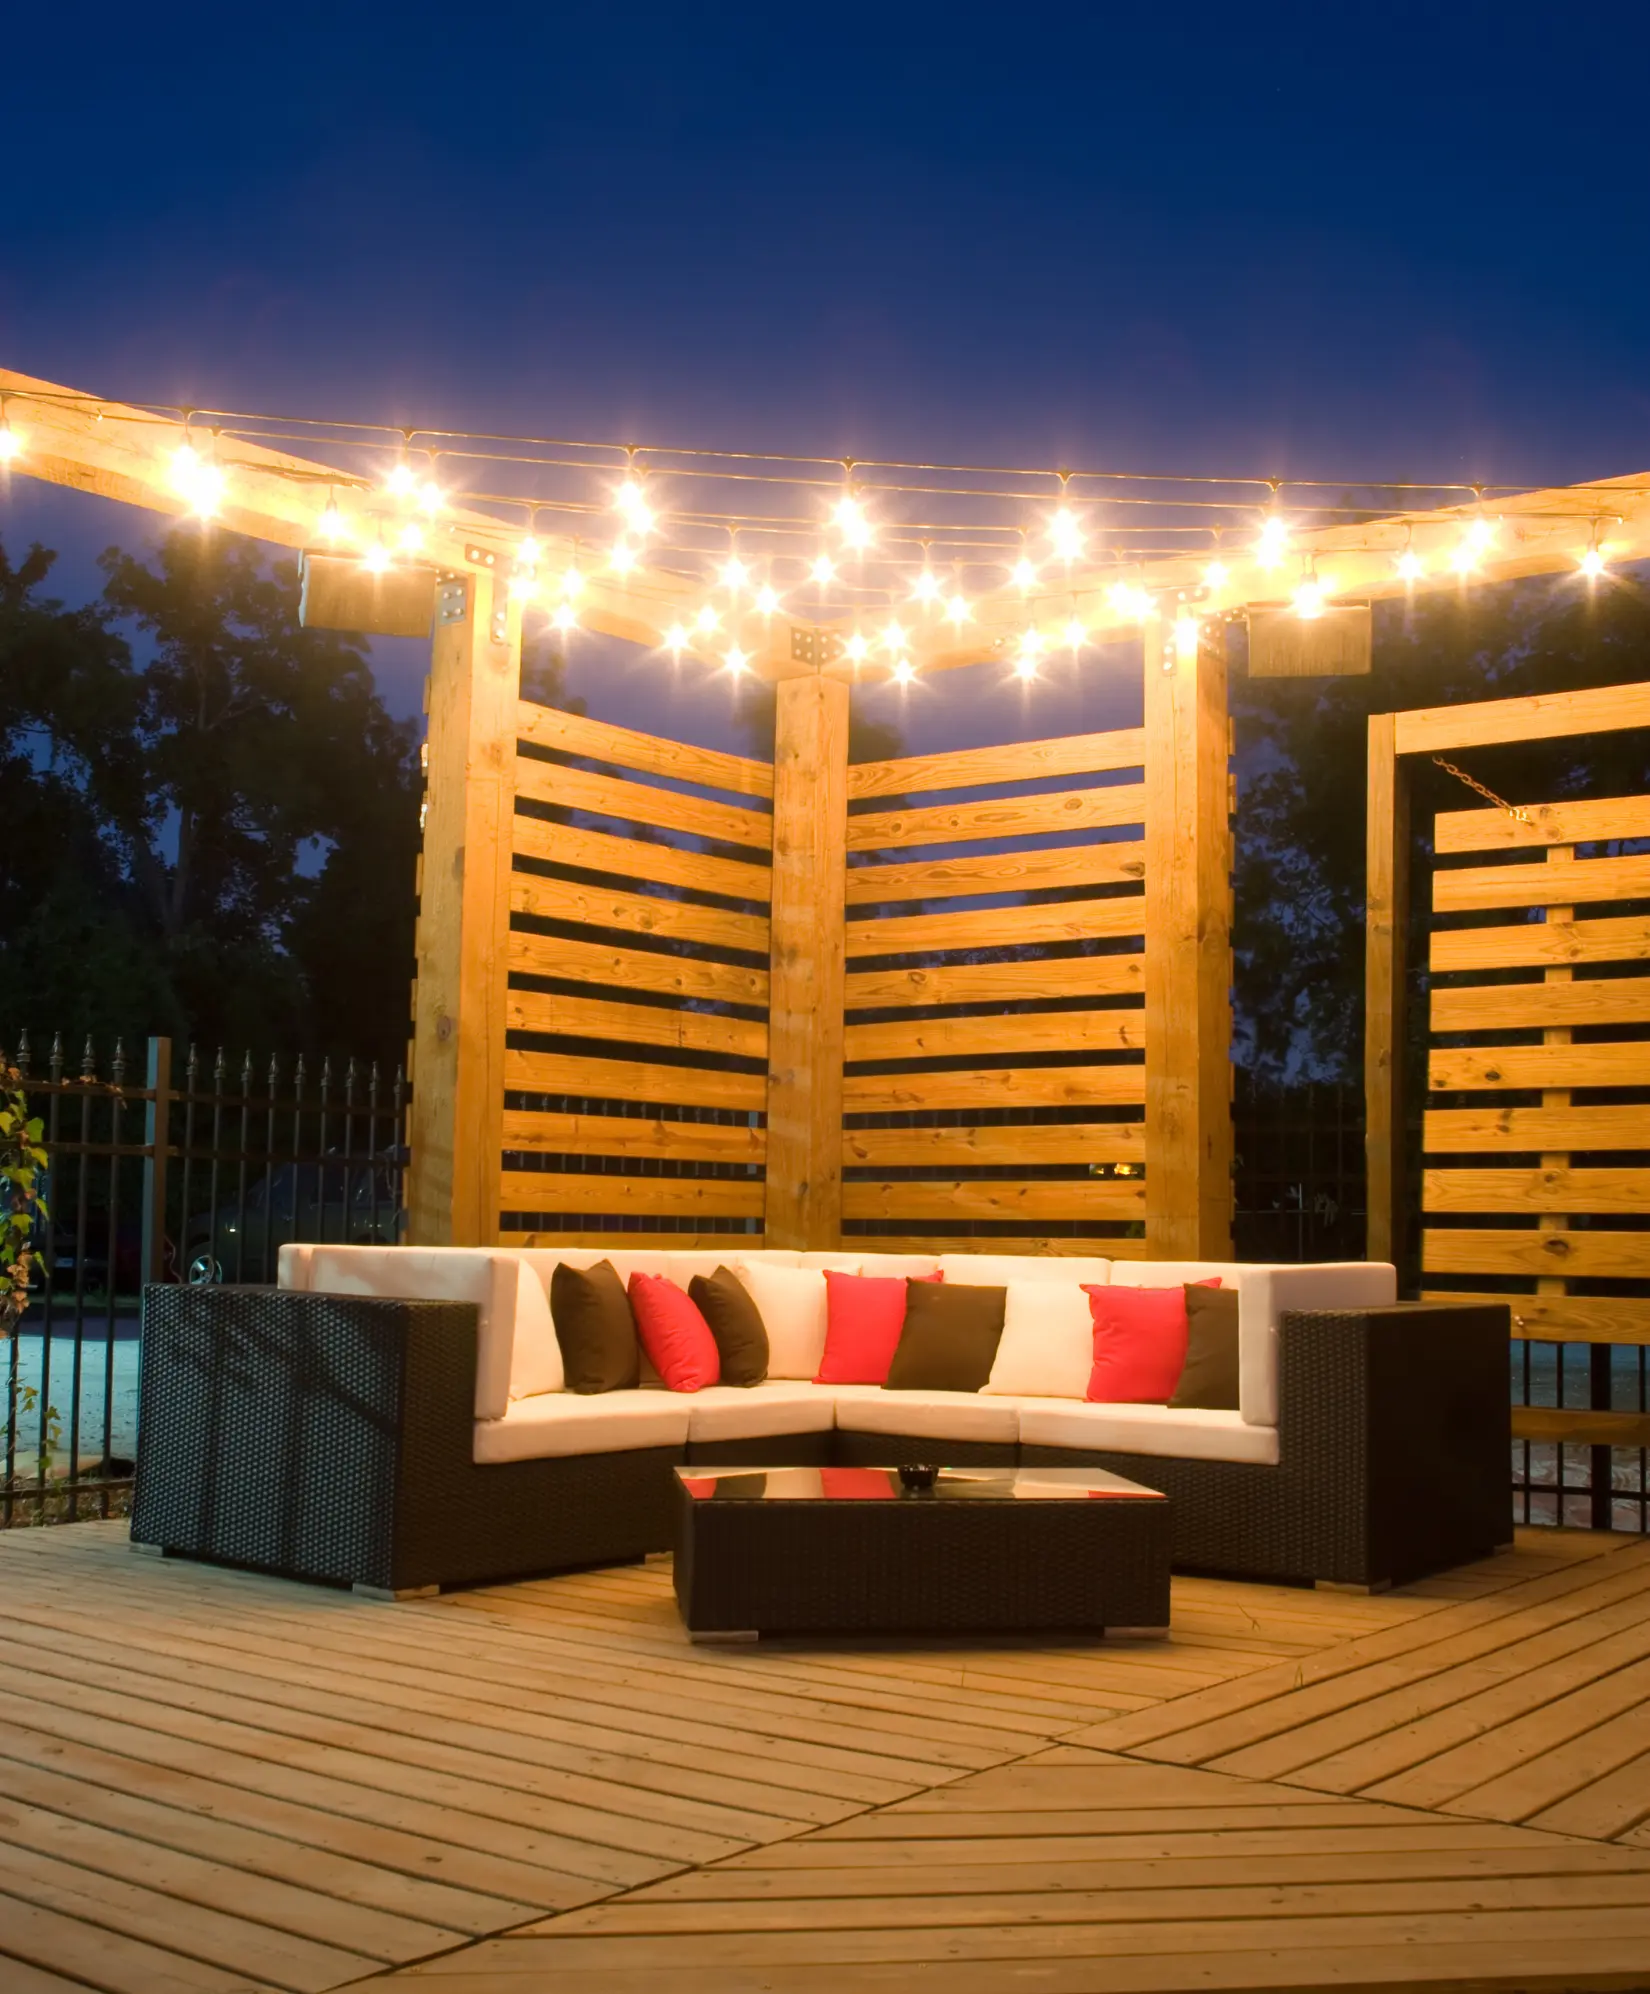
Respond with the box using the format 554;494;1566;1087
1;1032;407;1527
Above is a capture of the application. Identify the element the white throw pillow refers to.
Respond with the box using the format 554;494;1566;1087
981;1279;1097;1399
509;1259;564;1400
731;1260;855;1379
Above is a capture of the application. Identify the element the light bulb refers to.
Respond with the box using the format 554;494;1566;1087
1013;557;1039;590
362;545;392;576
509;573;539;603
881;620;909;655
911;569;941;603
665;621;689;655
811;553;837;586
1174;615;1201;664
892;660;917;687
694;604;721;634
834;497;872;548
1396;550;1424;583
723;645;750;677
1015;629;1045;680
719;556;750;592
1107;582;1153;620
616;478;654;534
397;522;424;556
1294;579;1326;620
517;535;541;566
1467;517;1496;552
944;593;972;627
1048;507;1085;561
185;463;225;518
1203;560;1229;590
1580;547;1607;579
417;480;442;515
1257;517;1289;567
845;632;871;663
551;603;578;633
609;539;638;576
754;583;782;615
0;422;21;463
1450;538;1480;576
319;500;345;543
386;463;416;498
1063;617;1087;653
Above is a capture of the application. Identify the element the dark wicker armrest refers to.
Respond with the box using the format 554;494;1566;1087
133;1285;478;1592
1277;1301;1511;1588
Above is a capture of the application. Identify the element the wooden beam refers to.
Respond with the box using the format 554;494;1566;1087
1143;617;1232;1258
407;573;517;1246
1393;680;1650;756
763;677;849;1247
1365;712;1407;1269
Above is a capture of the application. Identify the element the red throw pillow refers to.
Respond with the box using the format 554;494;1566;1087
815;1269;943;1385
627;1273;720;1392
1082;1280;1221;1404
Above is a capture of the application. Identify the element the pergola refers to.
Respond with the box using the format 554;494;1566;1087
7;363;1648;1271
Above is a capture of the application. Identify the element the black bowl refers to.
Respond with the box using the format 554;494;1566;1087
897;1463;938;1493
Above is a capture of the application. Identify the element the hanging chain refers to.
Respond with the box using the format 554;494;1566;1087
1431;755;1531;825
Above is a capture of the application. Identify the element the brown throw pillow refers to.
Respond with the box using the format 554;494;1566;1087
550;1259;639;1394
883;1279;1007;1393
689;1266;770;1386
1170;1283;1241;1410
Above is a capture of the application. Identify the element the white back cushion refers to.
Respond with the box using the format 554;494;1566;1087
938;1253;1111;1286
1234;1262;1397;1426
852;1253;941;1279
507;1258;562;1400
731;1260;841;1378
982;1279;1095;1399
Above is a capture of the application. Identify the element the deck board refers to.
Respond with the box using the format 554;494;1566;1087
1;1521;1648;1993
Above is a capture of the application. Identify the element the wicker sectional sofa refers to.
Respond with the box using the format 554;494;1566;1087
131;1245;1512;1598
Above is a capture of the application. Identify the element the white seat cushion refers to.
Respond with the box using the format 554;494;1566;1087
685;1380;837;1443
938;1253;1111;1287
981;1279;1095;1399
474;1388;690;1464
1017;1398;1280;1466
832;1386;1020;1445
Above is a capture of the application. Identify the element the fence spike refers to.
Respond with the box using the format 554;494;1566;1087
81;1035;95;1082
111;1038;126;1085
186;1043;199;1087
49;1033;62;1082
15;1029;29;1077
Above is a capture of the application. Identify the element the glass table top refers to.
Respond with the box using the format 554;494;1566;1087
676;1466;1166;1503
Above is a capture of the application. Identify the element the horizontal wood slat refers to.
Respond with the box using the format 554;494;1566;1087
1424;1167;1650;1215
511;875;769;955
1512;1405;1650;1448
1429;1045;1650;1090
513;815;772;904
500;1229;760;1249
848;783;1146;853
844;1064;1145;1113
508;930;768;1006
847;728;1147;799
845;1010;1144;1063
846;953;1144;1009
844;1122;1144;1168
1395;680;1650;754
842;1234;1151;1255
1436;795;1650;854
504;1047;766;1112
503;1108;766;1164
1423;1228;1650;1281
508;988;766;1062
1431;914;1650;973
1434;853;1650;913
1421;1290;1650;1344
515;756;774;849
846;841;1145;905
519;701;774;798
847;897;1145;958
1431;978;1650;1033
842;1179;1147;1223
500;1172;765;1219
1424;1105;1650;1152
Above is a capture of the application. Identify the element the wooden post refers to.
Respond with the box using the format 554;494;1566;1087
1143;616;1233;1258
407;574;519;1245
763;675;849;1248
1364;713;1408;1268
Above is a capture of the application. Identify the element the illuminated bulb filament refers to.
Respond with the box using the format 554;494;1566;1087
1013;557;1039;590
609;539;638;576
944;593;972;627
834;497;872;548
560;565;585;599
811;553;837;586
665;621;689;655
1580;547;1607;579
509;573;539;603
844;632;871;663
1049;508;1085;561
397;523;424;556
552;603;578;633
1174;615;1200;663
1294;579;1326;620
386;463;416;498
694;604;722;635
892;660;917;687
0;422;21;463
616;479;655;534
1257;517;1289;566
1203;561;1229;590
362;545;392;576
417;481;442;515
754;583;782;615
1107;582;1154;620
719;556;750;592
1396;550;1424;583
723;646;750;677
517;536;541;566
319;501;345;543
912;569;940;603
1064;618;1087;652
881;620;909;655
1450;538;1480;576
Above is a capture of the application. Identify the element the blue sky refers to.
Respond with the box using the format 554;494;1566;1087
5;0;1648;742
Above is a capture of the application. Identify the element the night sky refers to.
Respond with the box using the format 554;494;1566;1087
6;0;1649;744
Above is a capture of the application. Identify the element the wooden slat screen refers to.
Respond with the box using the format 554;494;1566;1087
840;728;1149;1256
501;702;774;1248
1422;785;1650;1391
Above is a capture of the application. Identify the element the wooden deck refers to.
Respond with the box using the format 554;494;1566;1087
1;1525;1648;1992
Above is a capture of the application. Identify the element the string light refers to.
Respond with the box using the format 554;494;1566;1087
1203;560;1229;590
362;543;392;576
1293;577;1325;620
397;522;424;556
609;539;638;576
1107;582;1154;620
1063;617;1087;653
615;476;655;536
1467;517;1497;552
318;496;345;543
1048;506;1086;562
1174;614;1200;663
171;438;224;517
1012;555;1039;591
911;567;941;605
1580;545;1607;580
1396;548;1425;583
1256;516;1290;567
1015;627;1045;680
560;561;585;599
811;552;837;586
0;408;20;463
417;479;443;515
719;554;750;592
892;659;918;686
845;632;871;663
1449;537;1480;576
694;604;722;635
517;534;542;566
944;592;972;627
723;645;750;677
665;621;689;656
385;462;417;498
834;495;872;549
509;572;540;602
754;582;782;615
551;602;578;634
881;619;910;655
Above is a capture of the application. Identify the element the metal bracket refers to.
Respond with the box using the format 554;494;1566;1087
790;626;845;669
436;580;468;626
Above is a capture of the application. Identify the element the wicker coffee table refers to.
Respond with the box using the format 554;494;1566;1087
671;1464;1171;1638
